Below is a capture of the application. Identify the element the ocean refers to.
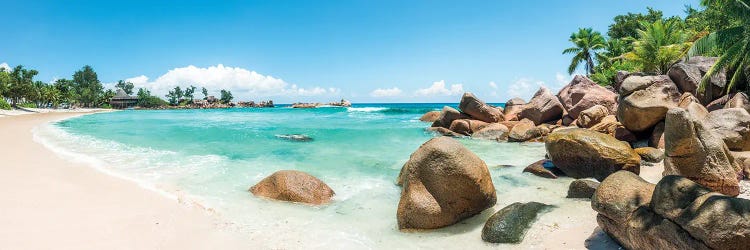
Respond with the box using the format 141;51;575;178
32;103;594;249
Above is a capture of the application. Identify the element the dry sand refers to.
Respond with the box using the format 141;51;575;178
0;112;250;249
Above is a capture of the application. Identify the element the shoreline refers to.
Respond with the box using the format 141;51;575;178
0;111;248;249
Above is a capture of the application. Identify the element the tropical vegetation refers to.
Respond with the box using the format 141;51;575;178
565;0;748;94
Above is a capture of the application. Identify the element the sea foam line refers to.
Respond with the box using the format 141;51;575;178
32;123;182;202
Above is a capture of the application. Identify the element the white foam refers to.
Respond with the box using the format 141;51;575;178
346;107;387;112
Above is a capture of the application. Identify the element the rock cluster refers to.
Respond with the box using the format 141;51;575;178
593;172;750;250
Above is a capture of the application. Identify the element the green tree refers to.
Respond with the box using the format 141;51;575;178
137;88;168;108
7;65;38;106
72;65;104;107
690;0;750;93
219;89;233;104
184;85;196;103
0;68;10;98
563;28;607;75
53;79;76;107
201;87;208;99
608;7;664;39
115;80;135;95
625;19;690;74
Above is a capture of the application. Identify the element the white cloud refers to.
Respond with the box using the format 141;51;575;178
0;62;10;72
370;87;403;97
555;72;572;87
125;75;149;85
507;77;546;100
122;64;337;100
488;81;498;89
414;80;464;96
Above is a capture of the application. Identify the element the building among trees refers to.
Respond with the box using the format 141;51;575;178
110;89;138;109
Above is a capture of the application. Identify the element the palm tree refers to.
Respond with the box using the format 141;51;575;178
624;19;690;74
689;0;750;93
596;38;630;68
563;28;607;75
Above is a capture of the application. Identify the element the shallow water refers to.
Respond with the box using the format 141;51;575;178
34;104;599;249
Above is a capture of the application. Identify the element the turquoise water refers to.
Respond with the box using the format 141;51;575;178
33;104;593;249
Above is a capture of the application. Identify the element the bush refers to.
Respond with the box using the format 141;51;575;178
19;103;37;108
100;103;112;109
0;99;10;110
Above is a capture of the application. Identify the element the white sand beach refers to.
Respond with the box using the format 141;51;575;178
0;112;249;249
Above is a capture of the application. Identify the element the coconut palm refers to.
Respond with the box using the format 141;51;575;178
689;0;750;93
624;19;690;74
563;28;607;75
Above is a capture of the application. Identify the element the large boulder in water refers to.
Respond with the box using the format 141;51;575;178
471;123;509;141
508;118;543;142
703;108;750;151
557;75;618;119
503;97;526;121
481;202;553;243
249;170;335;205
458;92;504;123
617;75;682;132
518;87;564;125
431;106;469;128
593;173;750;250
397;137;496;229
664;108;740;196
545;128;641;181
667;56;726;104
419;111;442;122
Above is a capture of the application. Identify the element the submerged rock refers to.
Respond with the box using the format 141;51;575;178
397;137;496;229
545;128;641;181
522;159;560;179
481;202;553;243
275;134;313;142
567;179;599;199
249;170;335;205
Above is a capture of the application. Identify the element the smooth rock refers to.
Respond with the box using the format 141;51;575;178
472;123;509;141
518;87;564;125
567;179;600;199
545;128;641;181
481;202;553;243
503;97;526;121
419;111;442;122
522;159;559;179
667;56;726;104
617;75;681;132
634;147;664;163
576;105;609;128
431;106;470;129
557;75;618;119
704;108;750;151
459;92;505;123
663;108;740;196
508;118;543;142
397;137;496;229
249;170;335;205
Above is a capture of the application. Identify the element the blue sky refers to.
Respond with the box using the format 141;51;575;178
1;0;698;103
